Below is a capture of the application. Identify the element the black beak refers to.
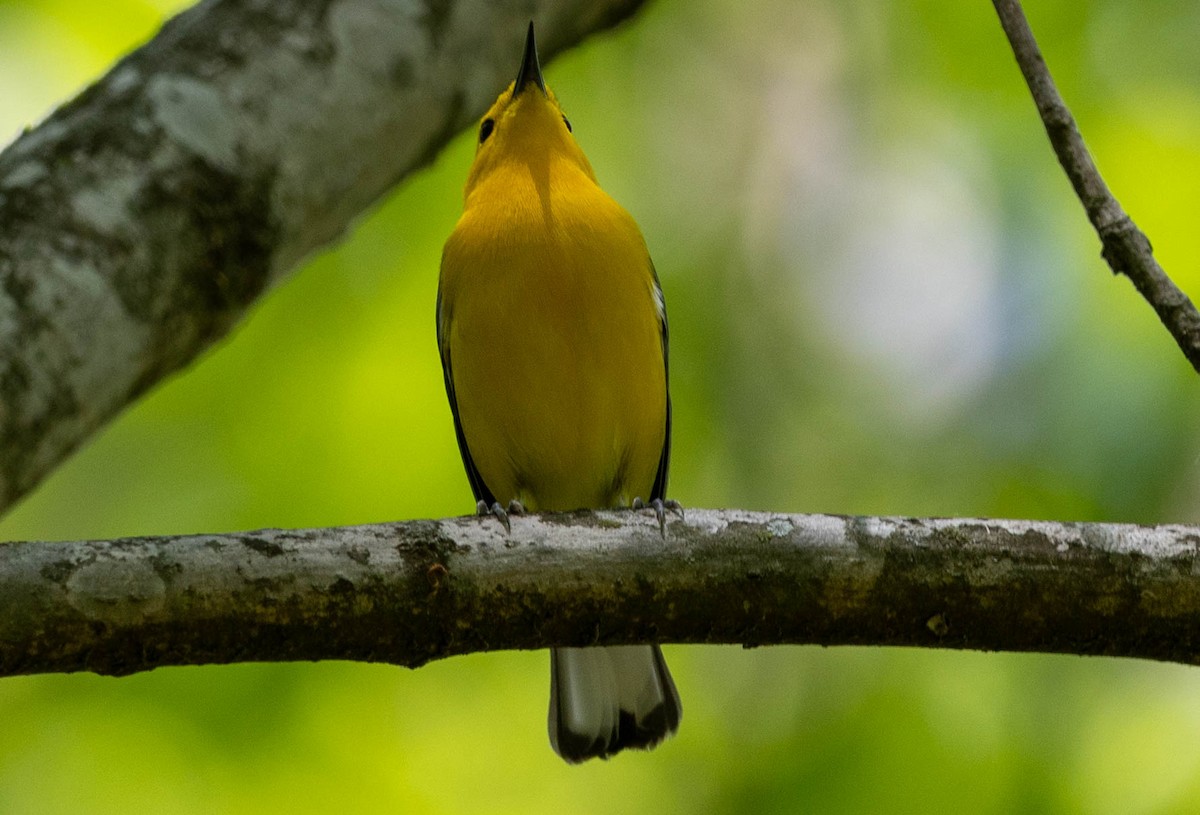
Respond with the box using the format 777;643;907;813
513;21;546;96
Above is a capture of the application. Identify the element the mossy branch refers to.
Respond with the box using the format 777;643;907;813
3;509;1199;678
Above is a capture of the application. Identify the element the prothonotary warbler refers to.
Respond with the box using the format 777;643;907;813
436;22;682;763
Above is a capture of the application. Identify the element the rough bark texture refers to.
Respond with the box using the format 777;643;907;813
3;509;1200;678
992;0;1200;373
0;0;649;513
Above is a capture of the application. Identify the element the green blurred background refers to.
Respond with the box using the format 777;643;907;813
3;0;1200;811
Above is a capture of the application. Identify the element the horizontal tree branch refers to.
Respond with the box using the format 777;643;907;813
992;0;1200;373
0;0;648;514
3;508;1199;678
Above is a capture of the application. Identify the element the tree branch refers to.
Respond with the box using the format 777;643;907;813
3;508;1199;678
992;0;1200;374
0;0;648;514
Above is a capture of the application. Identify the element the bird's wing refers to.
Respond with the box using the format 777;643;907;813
436;285;496;507
648;261;672;503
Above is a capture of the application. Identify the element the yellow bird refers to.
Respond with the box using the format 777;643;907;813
437;23;681;763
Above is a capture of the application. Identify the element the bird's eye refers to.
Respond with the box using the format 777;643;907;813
562;115;572;133
479;118;495;144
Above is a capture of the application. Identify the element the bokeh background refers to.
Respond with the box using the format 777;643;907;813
3;0;1200;812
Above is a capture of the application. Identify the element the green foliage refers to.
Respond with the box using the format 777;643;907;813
2;0;1199;812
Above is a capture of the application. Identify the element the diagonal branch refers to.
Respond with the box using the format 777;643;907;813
3;508;1199;678
0;0;648;515
992;0;1200;373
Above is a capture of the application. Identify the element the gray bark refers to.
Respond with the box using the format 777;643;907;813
0;0;648;513
3;509;1200;678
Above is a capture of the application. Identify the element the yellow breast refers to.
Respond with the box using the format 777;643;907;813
439;155;666;511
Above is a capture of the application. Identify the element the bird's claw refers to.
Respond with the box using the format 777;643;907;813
476;499;525;533
633;497;685;537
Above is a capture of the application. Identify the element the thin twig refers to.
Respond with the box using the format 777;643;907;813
3;509;1200;678
992;0;1200;373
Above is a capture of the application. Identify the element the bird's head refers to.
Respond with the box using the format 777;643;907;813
463;22;596;198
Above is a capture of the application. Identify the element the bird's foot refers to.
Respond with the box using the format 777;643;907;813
632;497;685;537
475;499;525;533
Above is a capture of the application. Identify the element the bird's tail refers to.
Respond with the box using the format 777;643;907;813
548;644;681;763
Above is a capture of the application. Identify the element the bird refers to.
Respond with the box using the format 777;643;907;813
436;22;682;763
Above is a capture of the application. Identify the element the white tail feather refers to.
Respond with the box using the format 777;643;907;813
549;645;681;763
